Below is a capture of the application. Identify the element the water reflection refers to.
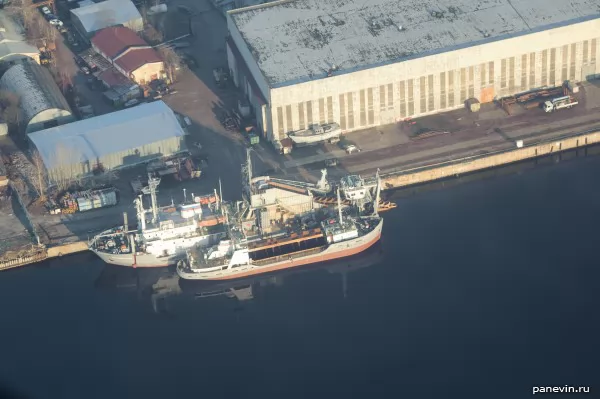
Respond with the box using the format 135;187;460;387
94;242;385;311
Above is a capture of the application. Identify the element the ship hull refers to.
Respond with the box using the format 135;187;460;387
178;218;383;280
288;129;341;146
91;249;176;268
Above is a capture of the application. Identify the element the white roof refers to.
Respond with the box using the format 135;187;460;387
28;101;186;170
229;0;600;87
0;62;71;123
71;0;142;33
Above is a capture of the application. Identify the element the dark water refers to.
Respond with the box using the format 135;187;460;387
1;155;599;399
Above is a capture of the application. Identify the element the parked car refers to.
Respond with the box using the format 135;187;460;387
123;99;140;108
80;66;90;75
325;158;338;167
49;19;63;27
45;13;57;20
40;6;50;14
344;144;361;154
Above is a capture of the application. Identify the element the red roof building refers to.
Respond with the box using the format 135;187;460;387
91;26;164;85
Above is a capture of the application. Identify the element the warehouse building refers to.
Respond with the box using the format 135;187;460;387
91;26;165;85
0;62;74;133
226;0;600;143
28;101;187;184
71;0;143;39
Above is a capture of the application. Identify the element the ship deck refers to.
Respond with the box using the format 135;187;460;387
247;228;323;252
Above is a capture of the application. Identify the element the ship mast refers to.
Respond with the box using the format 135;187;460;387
148;174;160;224
135;195;146;231
218;177;223;212
337;188;343;224
374;169;381;216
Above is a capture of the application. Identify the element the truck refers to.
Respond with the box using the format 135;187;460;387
543;96;578;113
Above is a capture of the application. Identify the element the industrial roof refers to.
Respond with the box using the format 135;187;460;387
92;26;146;58
28;101;186;170
229;0;600;87
92;26;161;73
71;0;142;34
115;47;162;73
0;11;40;58
0;62;71;124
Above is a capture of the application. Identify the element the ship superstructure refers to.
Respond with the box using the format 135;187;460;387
89;175;226;268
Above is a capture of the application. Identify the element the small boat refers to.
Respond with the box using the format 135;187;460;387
287;123;341;146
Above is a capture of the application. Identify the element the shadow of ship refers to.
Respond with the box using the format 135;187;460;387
94;242;385;303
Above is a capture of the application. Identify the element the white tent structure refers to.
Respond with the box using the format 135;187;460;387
28;101;188;183
70;0;143;38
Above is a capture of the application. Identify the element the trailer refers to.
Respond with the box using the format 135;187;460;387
543;96;578;113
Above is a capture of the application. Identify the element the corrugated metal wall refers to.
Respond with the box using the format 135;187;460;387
47;135;185;183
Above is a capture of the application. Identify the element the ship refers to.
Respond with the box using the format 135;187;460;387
89;175;226;268
287;122;342;146
177;169;384;281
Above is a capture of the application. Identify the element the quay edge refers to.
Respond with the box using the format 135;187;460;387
380;129;600;190
4;128;600;271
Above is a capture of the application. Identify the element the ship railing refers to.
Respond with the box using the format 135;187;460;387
251;246;325;267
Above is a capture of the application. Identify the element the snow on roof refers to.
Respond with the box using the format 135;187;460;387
0;62;71;124
28;101;186;170
229;0;600;87
0;11;40;57
71;0;142;34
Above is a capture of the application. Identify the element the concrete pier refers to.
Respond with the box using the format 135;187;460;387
382;130;600;189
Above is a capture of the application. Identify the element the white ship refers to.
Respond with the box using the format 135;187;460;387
89;175;226;268
177;171;384;281
287;123;341;146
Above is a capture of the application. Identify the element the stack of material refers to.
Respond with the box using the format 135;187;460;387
61;187;118;213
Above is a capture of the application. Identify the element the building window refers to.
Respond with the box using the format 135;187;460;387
399;81;406;118
541;50;548;86
459;68;466;102
521;54;527;89
530;52;536;86
306;101;313;126
407;80;415;116
550;48;556;86
319;98;325;124
347;93;354;129
468;67;474;98
561;45;568;81
480;63;486;88
500;59;507;88
428;74;434;111
298;102;305;130
569;43;577;81
440;72;446;109
591;39;597;64
339;94;346;130
508;57;515;92
285;105;292;132
448;71;455;107
359;89;366;126
367;88;374;125
488;61;494;85
583;40;589;65
419;76;426;113
327;96;333;123
387;83;393;110
277;107;284;136
379;85;386;111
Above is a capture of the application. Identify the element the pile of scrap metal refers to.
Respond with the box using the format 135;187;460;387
146;154;202;181
219;110;240;131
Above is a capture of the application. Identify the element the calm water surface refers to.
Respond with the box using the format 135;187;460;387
1;156;599;399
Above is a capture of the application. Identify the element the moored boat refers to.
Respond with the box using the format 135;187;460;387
287;123;341;146
177;172;384;280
